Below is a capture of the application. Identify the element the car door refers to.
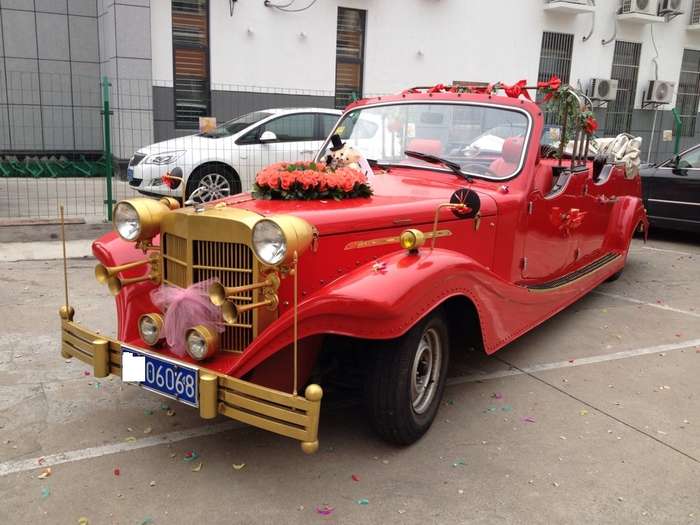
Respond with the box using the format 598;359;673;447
645;146;700;228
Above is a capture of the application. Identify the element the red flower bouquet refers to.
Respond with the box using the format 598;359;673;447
252;161;373;201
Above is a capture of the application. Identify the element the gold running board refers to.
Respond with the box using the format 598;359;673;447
524;252;620;293
60;318;322;454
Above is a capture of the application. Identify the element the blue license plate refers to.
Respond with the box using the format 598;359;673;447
122;346;198;407
127;167;134;181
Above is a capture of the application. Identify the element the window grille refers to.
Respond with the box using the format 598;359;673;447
334;8;366;110
172;0;210;129
537;32;574;124
677;49;700;137
692;0;700;24
605;41;642;135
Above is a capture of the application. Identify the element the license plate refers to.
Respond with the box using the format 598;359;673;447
122;346;198;407
127;167;134;181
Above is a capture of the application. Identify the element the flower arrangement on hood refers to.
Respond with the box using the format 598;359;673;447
252;161;373;201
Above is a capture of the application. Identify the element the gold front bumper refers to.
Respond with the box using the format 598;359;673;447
60;316;322;454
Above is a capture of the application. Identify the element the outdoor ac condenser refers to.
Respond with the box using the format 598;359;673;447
544;0;589;4
621;0;657;14
588;78;619;101
644;80;675;104
658;0;682;15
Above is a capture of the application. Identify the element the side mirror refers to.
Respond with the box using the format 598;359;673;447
671;155;689;176
259;130;277;143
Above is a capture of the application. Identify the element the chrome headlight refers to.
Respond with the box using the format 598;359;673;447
114;201;141;241
112;197;178;242
185;325;219;361
144;150;185;165
138;313;163;346
251;216;314;266
252;219;287;265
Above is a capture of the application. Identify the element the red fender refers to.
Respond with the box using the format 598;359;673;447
231;246;617;377
603;196;648;253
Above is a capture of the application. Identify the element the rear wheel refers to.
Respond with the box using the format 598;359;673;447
364;310;450;445
186;164;240;202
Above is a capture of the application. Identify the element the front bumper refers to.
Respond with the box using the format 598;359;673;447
59;311;322;454
129;163;180;197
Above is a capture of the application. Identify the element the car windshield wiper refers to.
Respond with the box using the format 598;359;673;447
366;158;392;170
404;150;472;182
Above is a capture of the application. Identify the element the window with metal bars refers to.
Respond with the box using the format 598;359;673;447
172;0;210;129
537;32;574;124
334;8;366;110
605;41;642;136
692;0;700;24
677;49;700;137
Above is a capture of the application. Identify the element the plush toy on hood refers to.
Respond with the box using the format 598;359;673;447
325;134;374;181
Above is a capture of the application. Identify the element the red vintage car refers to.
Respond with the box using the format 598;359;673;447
59;83;647;452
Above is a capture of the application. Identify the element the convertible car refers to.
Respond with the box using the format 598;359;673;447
641;144;700;233
59;82;647;452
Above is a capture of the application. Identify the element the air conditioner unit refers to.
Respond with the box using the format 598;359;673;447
588;78;619;101
644;80;675;104
545;0;588;4
621;0;657;15
658;0;682;15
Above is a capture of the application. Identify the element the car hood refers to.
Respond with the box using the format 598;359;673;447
214;169;499;236
137;134;222;156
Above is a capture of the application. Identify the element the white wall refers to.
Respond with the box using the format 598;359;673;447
150;0;700;108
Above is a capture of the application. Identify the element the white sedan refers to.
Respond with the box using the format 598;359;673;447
127;107;342;201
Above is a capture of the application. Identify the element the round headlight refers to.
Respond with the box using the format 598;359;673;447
252;219;287;265
138;313;163;346
114;201;141;241
185;325;219;361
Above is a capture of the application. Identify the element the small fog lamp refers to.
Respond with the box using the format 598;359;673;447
399;229;425;252
138;313;164;346
185;325;219;361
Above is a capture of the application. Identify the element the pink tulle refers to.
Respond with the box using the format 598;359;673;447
150;279;224;357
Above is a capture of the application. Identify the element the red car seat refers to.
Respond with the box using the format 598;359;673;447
489;137;524;177
406;139;444;156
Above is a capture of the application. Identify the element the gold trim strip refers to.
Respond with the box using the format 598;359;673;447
220;390;310;427
526;253;620;293
192;264;253;273
344;229;452;250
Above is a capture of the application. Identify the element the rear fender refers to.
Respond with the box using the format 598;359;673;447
603;196;648;253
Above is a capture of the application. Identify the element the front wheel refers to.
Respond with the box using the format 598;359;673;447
364;310;450;445
186;165;240;203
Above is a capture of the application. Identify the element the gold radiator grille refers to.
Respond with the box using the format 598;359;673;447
161;233;255;352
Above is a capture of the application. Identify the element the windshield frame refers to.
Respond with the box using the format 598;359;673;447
315;100;533;182
200;111;273;139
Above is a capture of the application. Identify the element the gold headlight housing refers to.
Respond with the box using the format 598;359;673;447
251;215;313;266
113;197;179;242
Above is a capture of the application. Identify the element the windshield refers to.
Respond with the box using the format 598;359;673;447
320;102;530;179
201;111;272;138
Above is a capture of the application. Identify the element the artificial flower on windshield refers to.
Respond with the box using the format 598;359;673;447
252;161;373;201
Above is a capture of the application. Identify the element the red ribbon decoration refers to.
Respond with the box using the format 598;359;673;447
501;80;532;101
537;75;562;102
428;83;447;94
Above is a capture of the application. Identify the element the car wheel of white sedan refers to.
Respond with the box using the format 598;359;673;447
187;165;241;203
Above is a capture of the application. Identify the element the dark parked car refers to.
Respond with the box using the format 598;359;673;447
641;145;700;233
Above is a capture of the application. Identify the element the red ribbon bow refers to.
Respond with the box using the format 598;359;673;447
502;80;532;101
537;75;562;102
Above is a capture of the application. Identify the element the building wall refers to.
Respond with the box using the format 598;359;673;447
149;0;700;162
0;0;102;153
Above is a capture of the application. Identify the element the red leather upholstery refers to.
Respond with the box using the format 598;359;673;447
489;137;524;177
406;139;444;156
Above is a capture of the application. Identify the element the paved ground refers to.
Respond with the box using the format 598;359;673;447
1;231;699;524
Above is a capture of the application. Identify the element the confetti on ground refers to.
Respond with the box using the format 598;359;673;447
552;482;560;487
125;437;137;443
37;457;45;465
560;436;567;440
351;474;360;482
316;505;334;516
617;496;624;502
41;487;50;499
166;410;176;417
160;403;169;411
502;405;513;412
521;416;536;423
356;498;369;505
149;480;156;487
232;463;246;470
140;519;153;525
94;382;101;389
381;459;389;464
457;489;464;495
144;409;154;416
37;468;52;479
492;392;503;400
113;468;120;476
184;451;199;462
83;371;90;376
580;410;589;416
191;462;203;472
169;453;177;458
445;399;454;405
486;406;498;413
452;460;466;467
143;427;152;434
78;518;89;525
